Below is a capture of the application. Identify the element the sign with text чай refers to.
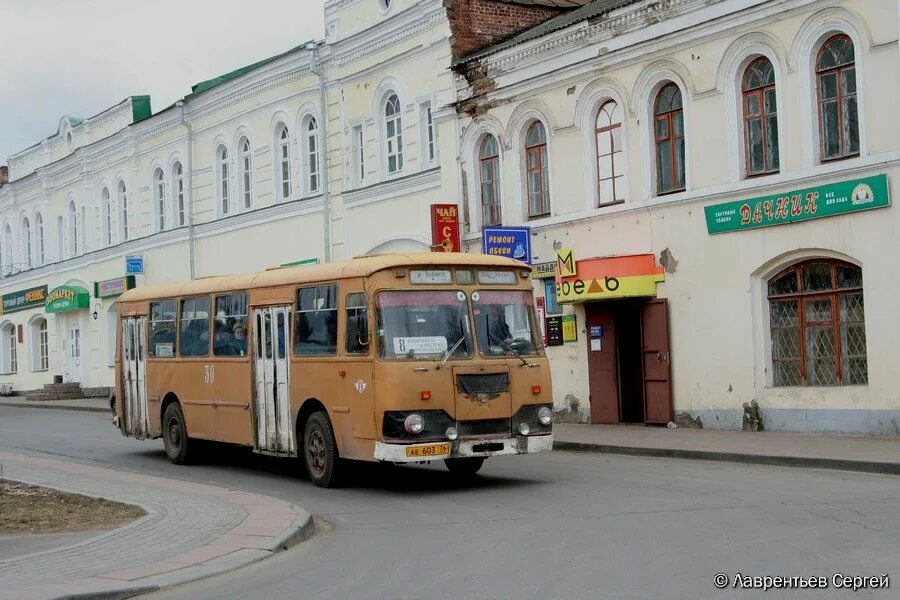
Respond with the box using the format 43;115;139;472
704;174;890;234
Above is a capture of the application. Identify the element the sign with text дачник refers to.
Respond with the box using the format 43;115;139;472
704;174;889;234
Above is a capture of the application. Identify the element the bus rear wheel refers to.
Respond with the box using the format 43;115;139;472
162;402;194;465
444;457;485;477
303;411;343;488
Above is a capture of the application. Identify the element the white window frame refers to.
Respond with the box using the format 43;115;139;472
384;93;404;176
117;181;129;241
303;117;320;195
154;168;167;231
238;140;253;210
56;215;64;261
276;125;292;202
172;163;186;226
2;224;12;275
352;124;365;186
21;216;32;269
35;212;45;266
1;322;17;375
29;316;49;372
420;101;436;167
101;187;113;247
68;201;78;257
217;145;230;216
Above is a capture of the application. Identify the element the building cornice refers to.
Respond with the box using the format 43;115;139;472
343;167;441;208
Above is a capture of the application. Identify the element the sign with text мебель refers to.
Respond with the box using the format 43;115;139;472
704;174;890;235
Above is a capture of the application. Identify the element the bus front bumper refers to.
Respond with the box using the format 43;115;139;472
374;434;553;462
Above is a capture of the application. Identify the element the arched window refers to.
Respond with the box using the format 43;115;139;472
768;260;866;387
0;322;16;374
118;181;129;241
479;135;501;226
596;100;625;205
276;125;292;201
384;94;403;174
817;34;858;161
68;201;78;256
172;163;186;226
742;57;779;176
153;168;167;231
101;187;113;246
654;83;685;194
238;139;252;209
217;146;230;215
35;213;45;266
29;317;49;371
21;217;32;269
524;121;550;218
305;118;320;194
2;224;13;274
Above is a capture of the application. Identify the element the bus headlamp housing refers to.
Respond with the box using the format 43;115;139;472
404;413;425;434
382;410;455;442
512;404;553;436
538;406;553;426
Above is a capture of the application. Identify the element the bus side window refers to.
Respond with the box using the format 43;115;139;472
149;300;176;357
346;292;368;355
180;297;211;357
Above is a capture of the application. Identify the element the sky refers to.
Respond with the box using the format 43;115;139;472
0;0;326;164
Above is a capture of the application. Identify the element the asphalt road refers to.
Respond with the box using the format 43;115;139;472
1;406;897;599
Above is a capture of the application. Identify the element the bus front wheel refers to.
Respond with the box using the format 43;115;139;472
444;457;485;477
162;403;194;465
303;411;343;488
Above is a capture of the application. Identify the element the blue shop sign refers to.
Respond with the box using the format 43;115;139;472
125;255;144;274
482;226;531;265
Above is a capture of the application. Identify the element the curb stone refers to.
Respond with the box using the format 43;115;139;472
0;402;108;414
553;441;900;476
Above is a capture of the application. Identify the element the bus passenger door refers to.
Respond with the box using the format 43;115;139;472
252;306;294;454
122;317;149;438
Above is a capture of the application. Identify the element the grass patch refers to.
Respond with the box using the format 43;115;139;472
0;480;146;536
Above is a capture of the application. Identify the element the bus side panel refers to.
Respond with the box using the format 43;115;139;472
209;359;254;445
147;361;215;440
291;359;346;449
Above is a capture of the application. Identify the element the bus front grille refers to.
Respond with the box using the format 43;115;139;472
457;418;511;439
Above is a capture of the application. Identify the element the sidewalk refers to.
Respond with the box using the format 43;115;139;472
553;423;900;475
0;452;315;600
0;397;108;413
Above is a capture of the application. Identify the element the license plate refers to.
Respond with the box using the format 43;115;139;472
406;443;450;457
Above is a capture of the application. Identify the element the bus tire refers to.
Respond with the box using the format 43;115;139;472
303;411;343;488
444;457;485;477
162;402;194;465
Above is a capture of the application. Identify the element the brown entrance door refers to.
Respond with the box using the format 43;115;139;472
585;303;619;424
640;299;673;424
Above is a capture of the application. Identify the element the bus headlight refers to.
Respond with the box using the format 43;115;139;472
538;407;553;426
404;413;425;434
445;427;459;441
518;422;530;436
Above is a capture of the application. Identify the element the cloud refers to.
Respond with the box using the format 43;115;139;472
0;0;325;163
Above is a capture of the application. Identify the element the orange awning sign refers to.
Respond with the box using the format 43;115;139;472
556;254;664;303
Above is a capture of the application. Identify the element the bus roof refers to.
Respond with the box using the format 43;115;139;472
118;253;529;303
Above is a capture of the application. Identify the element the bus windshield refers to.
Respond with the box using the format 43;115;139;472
473;290;544;357
376;290;473;360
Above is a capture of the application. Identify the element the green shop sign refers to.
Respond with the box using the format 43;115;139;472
46;285;91;313
94;275;136;298
1;285;48;315
705;174;890;235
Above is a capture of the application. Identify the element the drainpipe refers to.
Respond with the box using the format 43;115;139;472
176;101;196;279
307;42;331;263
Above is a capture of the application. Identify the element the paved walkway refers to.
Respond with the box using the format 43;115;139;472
0;452;314;600
0;397;109;413
554;423;900;474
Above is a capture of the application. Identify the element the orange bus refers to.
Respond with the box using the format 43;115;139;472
114;254;553;486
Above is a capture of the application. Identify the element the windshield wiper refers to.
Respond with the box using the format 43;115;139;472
437;335;466;370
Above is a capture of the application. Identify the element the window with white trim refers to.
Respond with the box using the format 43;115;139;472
238;139;253;209
2;224;12;274
524;121;550;218
742;57;779;176
595;100;625;205
352;124;365;185
68;201;78;257
479;135;501;227
276;125;292;201
1;323;17;375
384;94;403;175
217;145;230;215
816;34;859;161
30;317;49;371
118;181;129;241
21;217;32;269
101;187;113;246
153;168;167;231
420;102;435;165
305;118;320;194
173;163;186;226
35;213;45;266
